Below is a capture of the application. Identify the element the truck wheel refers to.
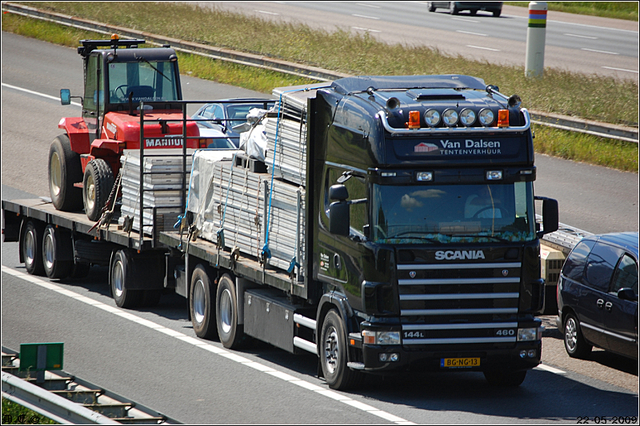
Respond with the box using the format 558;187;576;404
216;274;246;349
110;249;142;308
427;2;436;12
449;2;459;14
83;159;114;222
21;220;45;276
483;369;527;387
320;309;363;390
563;313;592;358
42;225;73;279
49;134;83;212
190;265;218;340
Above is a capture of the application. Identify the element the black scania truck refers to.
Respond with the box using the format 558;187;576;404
3;74;558;391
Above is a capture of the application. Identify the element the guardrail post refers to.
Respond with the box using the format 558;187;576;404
525;2;548;78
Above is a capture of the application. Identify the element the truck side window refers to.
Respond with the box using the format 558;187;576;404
611;254;638;296
563;240;595;281
584;242;624;292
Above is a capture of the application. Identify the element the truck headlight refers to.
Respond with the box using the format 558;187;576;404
517;327;539;341
362;330;401;345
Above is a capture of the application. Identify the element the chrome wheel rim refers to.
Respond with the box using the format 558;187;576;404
219;288;233;334
24;229;36;269
43;230;55;271
193;279;206;325
112;259;124;298
323;326;339;375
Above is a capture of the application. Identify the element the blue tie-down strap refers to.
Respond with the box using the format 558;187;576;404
261;243;272;262
287;257;299;274
216;228;225;249
174;214;184;229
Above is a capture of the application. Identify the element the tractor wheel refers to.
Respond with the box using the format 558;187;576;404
83;158;114;222
49;134;83;212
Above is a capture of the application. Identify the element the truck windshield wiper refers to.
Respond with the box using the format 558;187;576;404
135;54;171;82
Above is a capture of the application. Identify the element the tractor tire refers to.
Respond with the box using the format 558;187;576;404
83;158;114;222
49;134;83;212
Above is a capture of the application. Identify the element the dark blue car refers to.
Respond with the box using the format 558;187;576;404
556;232;638;360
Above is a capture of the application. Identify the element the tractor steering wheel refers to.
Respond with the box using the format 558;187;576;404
114;85;130;102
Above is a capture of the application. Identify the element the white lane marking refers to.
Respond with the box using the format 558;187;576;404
535;364;566;374
2;266;414;425
457;30;487;37
602;66;638;74
352;26;381;33
581;48;619;55
564;33;598;40
352;13;380;20
452;17;478;23
256;10;279;16
467;45;500;52
1;82;82;107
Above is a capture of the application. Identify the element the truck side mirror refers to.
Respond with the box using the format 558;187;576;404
536;196;559;237
328;184;350;236
329;201;350;237
329;184;348;201
60;89;71;105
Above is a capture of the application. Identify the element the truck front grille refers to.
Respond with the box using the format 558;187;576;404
397;262;521;346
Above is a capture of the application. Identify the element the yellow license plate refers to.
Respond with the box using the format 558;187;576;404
441;357;480;368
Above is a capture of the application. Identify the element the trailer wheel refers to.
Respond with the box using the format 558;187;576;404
483;369;527;387
49;134;83;212
21;220;45;276
216;274;246;349
42;225;73;279
320;309;363;390
110;249;142;308
190;265;218;340
83;159;114;222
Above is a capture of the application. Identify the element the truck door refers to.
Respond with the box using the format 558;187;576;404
318;165;368;304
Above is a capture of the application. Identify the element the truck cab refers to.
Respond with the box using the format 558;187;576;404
307;75;558;387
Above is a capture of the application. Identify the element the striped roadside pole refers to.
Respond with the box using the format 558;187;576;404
525;2;548;78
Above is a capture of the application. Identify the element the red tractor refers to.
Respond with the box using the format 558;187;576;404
51;35;204;221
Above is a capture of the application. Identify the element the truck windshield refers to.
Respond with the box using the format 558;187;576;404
371;182;536;244
108;60;179;104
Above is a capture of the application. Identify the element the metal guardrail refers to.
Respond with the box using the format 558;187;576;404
3;2;637;144
2;371;120;424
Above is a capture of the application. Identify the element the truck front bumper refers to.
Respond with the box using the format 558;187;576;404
357;341;542;373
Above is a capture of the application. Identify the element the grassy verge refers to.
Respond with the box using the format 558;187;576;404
2;6;637;172
2;398;57;424
507;2;638;21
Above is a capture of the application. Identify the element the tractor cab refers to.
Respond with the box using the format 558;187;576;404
53;35;197;221
62;35;184;144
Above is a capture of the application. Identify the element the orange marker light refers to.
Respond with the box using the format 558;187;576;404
111;34;120;41
497;109;509;127
408;110;421;129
